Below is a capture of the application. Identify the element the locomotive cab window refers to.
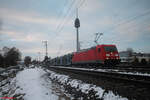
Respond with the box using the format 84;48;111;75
104;46;117;52
98;48;101;52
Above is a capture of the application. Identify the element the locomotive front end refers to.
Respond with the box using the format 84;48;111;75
103;45;120;65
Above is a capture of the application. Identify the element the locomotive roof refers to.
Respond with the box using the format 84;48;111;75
76;44;116;53
78;46;96;52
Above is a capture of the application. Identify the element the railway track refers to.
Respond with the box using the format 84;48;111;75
99;67;150;73
48;66;150;86
71;65;150;73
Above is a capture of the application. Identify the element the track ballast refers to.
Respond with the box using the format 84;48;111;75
48;66;150;86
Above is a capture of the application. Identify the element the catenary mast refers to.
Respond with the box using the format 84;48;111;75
42;40;48;58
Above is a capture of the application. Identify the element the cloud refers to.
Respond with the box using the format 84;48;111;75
0;8;70;29
0;19;2;30
112;20;150;43
0;30;25;41
0;7;75;58
0;29;49;42
80;0;103;14
1;0;150;59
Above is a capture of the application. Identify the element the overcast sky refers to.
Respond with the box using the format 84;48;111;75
0;0;150;60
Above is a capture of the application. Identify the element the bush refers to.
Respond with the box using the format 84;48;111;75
132;58;139;66
148;59;150;65
0;54;4;67
24;56;31;67
141;59;147;65
4;47;21;67
0;47;21;68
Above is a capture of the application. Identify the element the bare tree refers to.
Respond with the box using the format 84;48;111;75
4;47;21;67
24;56;32;67
0;47;21;68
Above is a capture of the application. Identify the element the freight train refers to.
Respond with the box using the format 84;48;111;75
48;44;120;67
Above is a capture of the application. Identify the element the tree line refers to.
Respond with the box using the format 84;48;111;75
0;47;21;68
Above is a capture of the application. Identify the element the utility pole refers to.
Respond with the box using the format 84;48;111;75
74;9;80;52
42;41;48;58
38;52;41;62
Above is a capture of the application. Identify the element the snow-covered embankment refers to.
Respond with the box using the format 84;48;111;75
47;69;128;100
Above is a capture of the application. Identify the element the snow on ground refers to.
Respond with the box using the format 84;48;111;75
97;68;150;76
46;69;128;100
1;66;130;100
14;67;59;100
0;67;4;71
1;66;74;100
117;71;150;76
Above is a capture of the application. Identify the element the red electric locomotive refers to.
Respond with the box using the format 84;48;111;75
72;44;120;66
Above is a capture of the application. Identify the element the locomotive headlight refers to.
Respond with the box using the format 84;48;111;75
106;54;110;56
115;54;119;56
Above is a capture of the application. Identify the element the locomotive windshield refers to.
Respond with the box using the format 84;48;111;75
104;46;117;52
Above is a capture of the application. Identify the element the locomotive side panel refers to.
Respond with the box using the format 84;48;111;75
72;44;120;66
72;46;104;65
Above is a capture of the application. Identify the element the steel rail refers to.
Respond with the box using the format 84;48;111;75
48;66;150;86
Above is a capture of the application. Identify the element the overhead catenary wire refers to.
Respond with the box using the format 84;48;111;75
53;0;80;56
82;9;150;48
55;0;69;29
53;0;86;56
56;0;78;34
55;0;86;35
105;9;150;33
78;0;86;9
55;0;76;34
55;0;150;53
